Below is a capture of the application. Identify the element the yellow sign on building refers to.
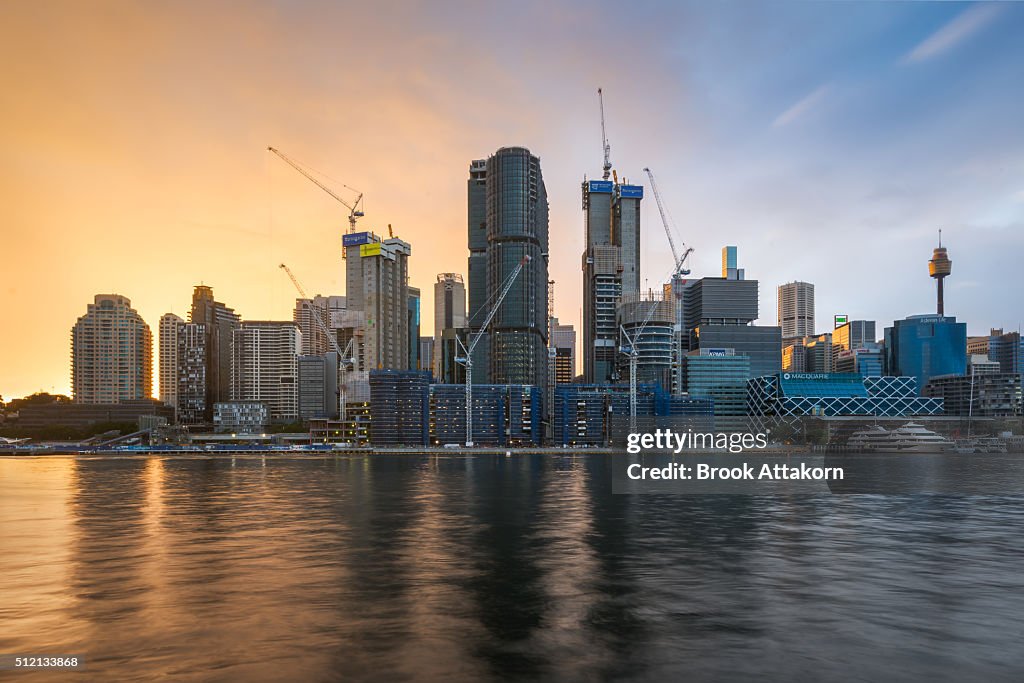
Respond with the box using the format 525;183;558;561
359;242;381;258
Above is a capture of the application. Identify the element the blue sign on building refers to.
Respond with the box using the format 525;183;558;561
342;231;372;247
588;180;614;194
619;184;644;198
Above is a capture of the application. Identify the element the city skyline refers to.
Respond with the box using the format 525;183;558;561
3;1;1024;399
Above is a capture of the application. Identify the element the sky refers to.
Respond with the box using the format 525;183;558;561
2;0;1023;400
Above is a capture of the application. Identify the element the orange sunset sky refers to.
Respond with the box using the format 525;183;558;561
3;1;1023;400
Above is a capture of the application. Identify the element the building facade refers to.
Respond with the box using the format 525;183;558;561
428;384;541;446
616;293;674;387
158;313;183;407
176;322;207;425
581;176;643;384
293;295;345;356
884;314;967;394
213;401;268;434
231;321;300;421
551;318;576;386
924;371;1022;418
682;349;752;432
189;285;240;418
344;231;412;372
834;344;885;376
466;147;549;394
988;329;1023;376
72;294;152;404
777;281;815;339
298;353;339;420
748;373;944;427
368;369;431;446
433;273;466;377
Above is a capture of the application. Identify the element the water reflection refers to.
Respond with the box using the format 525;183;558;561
1;455;1023;681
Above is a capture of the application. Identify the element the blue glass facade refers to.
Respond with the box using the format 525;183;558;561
682;352;752;431
553;384;713;446
429;384;541;446
369;370;432;446
884;315;967;394
747;372;944;419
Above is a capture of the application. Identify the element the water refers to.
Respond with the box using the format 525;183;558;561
2;453;1024;682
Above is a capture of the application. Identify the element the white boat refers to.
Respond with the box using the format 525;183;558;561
847;422;954;453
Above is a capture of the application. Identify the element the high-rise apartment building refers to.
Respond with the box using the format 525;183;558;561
467;147;549;391
433;273;467;378
189;285;240;418
581;178;643;383
777;281;815;339
176;322;207;424
293;295;345;356
344;232;411;371
408;287;421;371
72;294;153;404
467;159;489;378
159;313;183;406
231;321;300;421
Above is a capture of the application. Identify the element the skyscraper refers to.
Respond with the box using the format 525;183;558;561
158;313;183;407
551;318;576;385
777;281;815;339
72;294;152;404
176;322;207;424
190;285;240;418
483;147;549;390
581;177;643;383
407;286;420;371
344;232;411;371
721;246;743;280
684;248;782;379
293;295;345;356
433;273;466;378
885;314;967;393
231;321;300;421
467;159;489;378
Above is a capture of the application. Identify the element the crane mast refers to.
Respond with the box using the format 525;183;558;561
598;88;612;181
267;146;365;233
620;300;663;435
279;264;357;421
643;166;694;395
456;255;531;446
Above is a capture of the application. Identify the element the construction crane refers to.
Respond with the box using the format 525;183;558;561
643;167;693;277
644;166;694;395
619;299;664;435
279;264;357;420
598;87;612;181
455;255;530;447
267;146;365;233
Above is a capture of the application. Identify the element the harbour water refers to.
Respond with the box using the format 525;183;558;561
2;453;1024;681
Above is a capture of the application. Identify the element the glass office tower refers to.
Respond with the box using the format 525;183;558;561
884;314;967;394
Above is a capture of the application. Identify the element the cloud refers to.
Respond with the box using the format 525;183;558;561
772;84;830;128
903;3;1003;64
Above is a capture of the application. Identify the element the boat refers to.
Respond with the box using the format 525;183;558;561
847;422;954;453
954;438;1008;454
